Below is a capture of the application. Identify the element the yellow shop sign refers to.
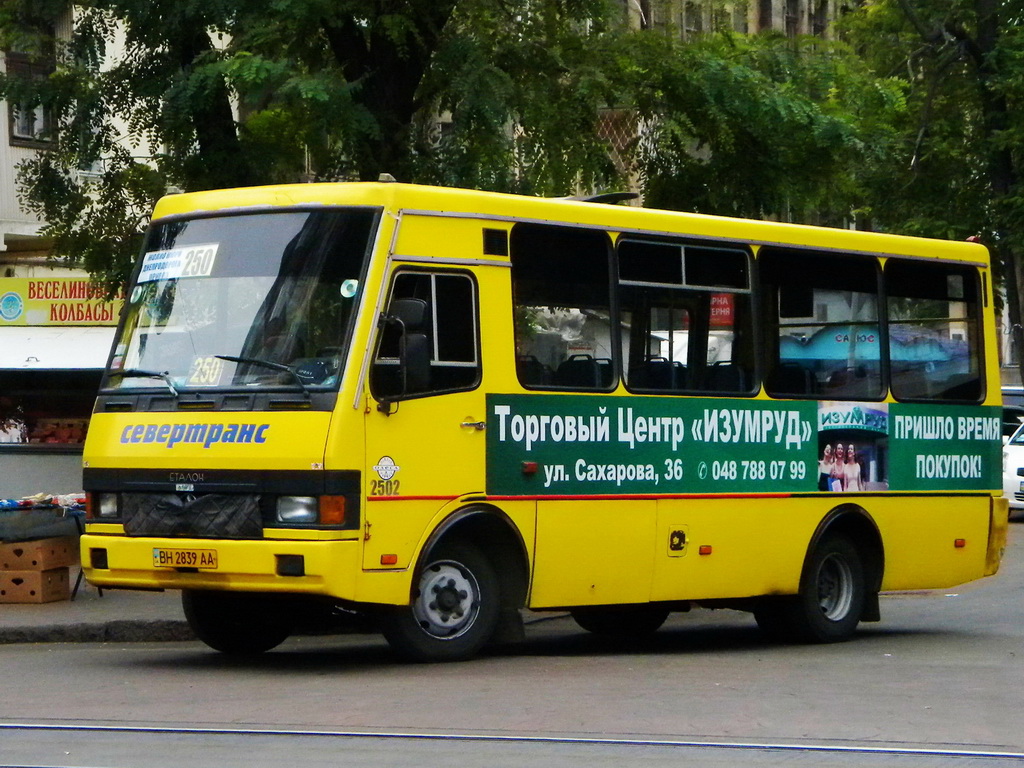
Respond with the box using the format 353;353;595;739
0;278;123;326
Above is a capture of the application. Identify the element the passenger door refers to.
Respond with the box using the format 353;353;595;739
362;269;485;569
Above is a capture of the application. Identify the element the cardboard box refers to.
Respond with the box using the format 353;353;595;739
0;567;70;603
0;536;79;571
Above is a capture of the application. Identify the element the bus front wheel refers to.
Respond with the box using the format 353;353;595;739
754;533;865;643
379;542;500;662
182;590;294;654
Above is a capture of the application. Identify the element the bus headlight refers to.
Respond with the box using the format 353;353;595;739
276;496;319;524
95;493;120;519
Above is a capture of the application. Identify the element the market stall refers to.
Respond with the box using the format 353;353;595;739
0;277;121;498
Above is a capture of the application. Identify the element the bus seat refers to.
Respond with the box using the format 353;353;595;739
516;355;551;385
554;355;602;388
706;363;747;392
262;333;300;365
256;314;304;365
646;358;676;388
768;362;814;396
629;357;686;390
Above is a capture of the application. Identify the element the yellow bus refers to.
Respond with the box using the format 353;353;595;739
80;182;1008;661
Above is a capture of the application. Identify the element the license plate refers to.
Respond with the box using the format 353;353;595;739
153;548;218;569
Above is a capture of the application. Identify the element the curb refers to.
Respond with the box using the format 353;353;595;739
0;609;565;646
0;619;195;645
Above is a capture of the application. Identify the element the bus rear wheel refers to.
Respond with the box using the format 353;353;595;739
570;605;670;637
182;590;294;655
754;533;865;643
379;542;500;662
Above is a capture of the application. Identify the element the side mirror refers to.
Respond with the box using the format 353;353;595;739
374;298;431;411
388;298;428;329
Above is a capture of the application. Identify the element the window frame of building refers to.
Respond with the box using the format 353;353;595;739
5;51;54;148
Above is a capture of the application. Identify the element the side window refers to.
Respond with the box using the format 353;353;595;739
761;249;882;400
886;260;982;402
371;271;479;399
510;224;615;390
618;239;754;394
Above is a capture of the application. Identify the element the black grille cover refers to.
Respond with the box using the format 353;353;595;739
122;493;263;538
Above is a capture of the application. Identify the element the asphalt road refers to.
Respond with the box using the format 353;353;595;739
2;521;1023;768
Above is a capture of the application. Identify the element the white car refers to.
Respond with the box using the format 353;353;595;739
1003;423;1024;512
1003;387;1024;438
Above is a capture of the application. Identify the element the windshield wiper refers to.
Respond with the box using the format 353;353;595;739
117;369;179;397
215;355;311;396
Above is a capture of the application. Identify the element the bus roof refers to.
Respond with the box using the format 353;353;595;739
150;182;990;266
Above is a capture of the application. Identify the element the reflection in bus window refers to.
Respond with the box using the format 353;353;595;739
510;224;614;390
108;209;376;391
886;260;981;402
761;249;882;400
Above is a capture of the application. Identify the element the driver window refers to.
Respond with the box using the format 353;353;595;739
372;271;480;400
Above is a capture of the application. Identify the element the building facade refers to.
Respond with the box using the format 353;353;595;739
626;0;850;37
1;12;120;498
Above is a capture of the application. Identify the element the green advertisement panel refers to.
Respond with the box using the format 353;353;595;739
485;394;1001;496
887;403;1002;491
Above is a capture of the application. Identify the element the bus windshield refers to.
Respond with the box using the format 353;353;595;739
105;208;379;393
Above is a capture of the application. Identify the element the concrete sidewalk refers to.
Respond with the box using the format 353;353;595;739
0;573;194;644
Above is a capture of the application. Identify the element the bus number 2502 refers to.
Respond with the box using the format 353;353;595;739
370;479;400;496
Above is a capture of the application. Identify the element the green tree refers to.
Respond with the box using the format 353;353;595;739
618;30;907;224
843;0;1024;372
0;0;627;288
1;1;903;289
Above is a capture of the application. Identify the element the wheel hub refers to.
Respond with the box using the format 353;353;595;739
413;560;480;639
433;578;467;614
817;553;854;621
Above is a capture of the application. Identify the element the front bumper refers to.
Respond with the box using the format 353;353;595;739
80;534;410;604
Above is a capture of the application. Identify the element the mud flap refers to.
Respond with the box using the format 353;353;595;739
986;496;1009;577
491;607;526;645
861;591;880;623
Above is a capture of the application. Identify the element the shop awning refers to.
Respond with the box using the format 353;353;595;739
0;326;115;369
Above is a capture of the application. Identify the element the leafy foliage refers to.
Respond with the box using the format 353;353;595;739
841;0;1024;366
0;0;910;288
620;31;907;223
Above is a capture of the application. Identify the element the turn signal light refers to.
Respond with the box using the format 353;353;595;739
319;495;347;526
698;545;713;556
954;539;966;549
